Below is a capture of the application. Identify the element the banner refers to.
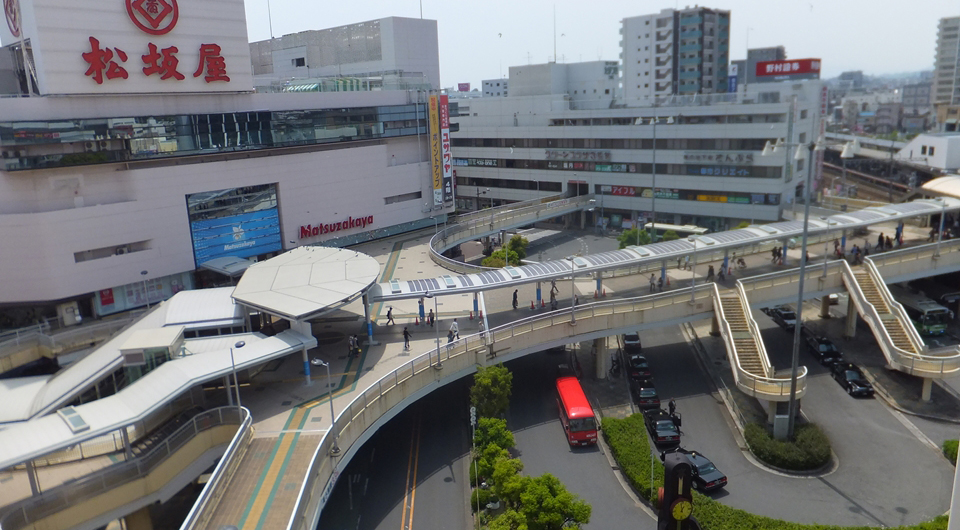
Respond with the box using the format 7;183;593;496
727;64;738;93
439;95;454;202
457;82;470;92
755;59;821;79
428;95;443;206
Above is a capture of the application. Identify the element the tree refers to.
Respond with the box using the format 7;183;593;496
516;474;591;530
490;457;526;502
734;220;750;229
475;444;511;481
507;234;530;260
617;228;651;249
662;229;680;241
489;509;528;530
482;248;520;267
470;364;513;418
475;417;515;452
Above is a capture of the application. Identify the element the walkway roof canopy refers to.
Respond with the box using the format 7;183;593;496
921;176;960;199
232;246;381;322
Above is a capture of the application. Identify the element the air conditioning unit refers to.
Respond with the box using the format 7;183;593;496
84;142;97;152
1;151;13;159
98;141;109;150
115;246;129;255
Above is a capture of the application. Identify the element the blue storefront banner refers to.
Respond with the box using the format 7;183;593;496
190;209;282;265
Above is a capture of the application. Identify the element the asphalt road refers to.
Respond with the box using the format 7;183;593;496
505;351;655;530
317;379;472;530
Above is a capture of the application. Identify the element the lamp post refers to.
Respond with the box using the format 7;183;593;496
565;257;576;324
476;186;489;211
310;358;340;455
429;215;439;234
690;237;697;304
229;340;245;415
424;291;442;368
140;270;149;309
936;198;947;257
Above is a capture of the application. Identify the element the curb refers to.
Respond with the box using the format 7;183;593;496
859;369;960;425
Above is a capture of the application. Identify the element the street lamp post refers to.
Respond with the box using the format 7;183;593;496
476;186;489;211
936;198;947;257
565;257;576;324
689;237;697;304
140;270;149;309
424;291;442;368
310;358;340;455
228;340;245;415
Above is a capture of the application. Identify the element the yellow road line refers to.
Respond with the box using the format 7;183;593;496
401;423;416;529
242;406;308;530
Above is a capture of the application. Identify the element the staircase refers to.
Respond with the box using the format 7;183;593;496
849;269;918;354
718;294;767;377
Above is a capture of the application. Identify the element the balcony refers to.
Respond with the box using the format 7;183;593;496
680;16;702;25
679;43;702;53
679;70;701;79
680;30;703;39
680;56;702;66
678;82;701;93
719;30;729;39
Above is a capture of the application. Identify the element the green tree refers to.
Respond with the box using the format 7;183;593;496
507;234;530;260
470;364;513;418
475;443;511;480
482;248;520;267
616;228;652;249
662;229;680;241
489;509;527;530
734;220;750;229
490;457;525;502
475;417;515;451
516;473;591;530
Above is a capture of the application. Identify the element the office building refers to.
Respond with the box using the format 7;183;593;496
731;46;787;87
933;16;960;106
0;7;452;327
482;78;508;97
620;6;731;101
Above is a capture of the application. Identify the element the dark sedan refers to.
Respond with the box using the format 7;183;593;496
627;353;652;380
801;326;843;365
831;362;875;397
770;306;797;331
643;409;681;447
661;448;728;492
631;383;661;410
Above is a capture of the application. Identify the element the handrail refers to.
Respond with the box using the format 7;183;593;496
862;260;926;353
179;407;253;530
453;194;564;225
0;407;244;530
735;282;775;377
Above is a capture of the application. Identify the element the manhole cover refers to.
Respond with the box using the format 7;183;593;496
315;331;345;346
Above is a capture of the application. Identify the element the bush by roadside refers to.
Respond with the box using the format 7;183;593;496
743;422;831;471
943;440;958;465
601;414;948;530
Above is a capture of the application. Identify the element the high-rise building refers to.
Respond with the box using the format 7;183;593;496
932;16;960;106
731;46;787;87
620;7;730;101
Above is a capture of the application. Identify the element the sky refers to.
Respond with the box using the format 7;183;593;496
242;0;959;89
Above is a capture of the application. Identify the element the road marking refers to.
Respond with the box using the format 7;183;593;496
886;405;940;453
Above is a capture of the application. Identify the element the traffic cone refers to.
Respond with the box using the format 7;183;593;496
530;300;535;310
479;310;483;319
594;290;599;299
469;311;474;320
541;299;546;308
602;289;606;297
415;316;419;326
667;276;671;286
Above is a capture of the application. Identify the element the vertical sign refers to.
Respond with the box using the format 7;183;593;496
727;64;738;93
439;95;454;202
428;95;443;207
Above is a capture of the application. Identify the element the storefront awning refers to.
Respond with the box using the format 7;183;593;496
199;256;256;277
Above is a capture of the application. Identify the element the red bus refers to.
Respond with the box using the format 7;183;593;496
555;376;598;446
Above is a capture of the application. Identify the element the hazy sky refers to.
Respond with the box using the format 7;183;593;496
243;1;958;88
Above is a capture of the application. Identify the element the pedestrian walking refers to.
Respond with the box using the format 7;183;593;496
352;335;361;357
885;235;892;250
706;265;715;282
512;289;519;310
574;294;580;306
876;233;884;251
678;256;683;269
450;318;459;340
386;306;395;325
657;275;664;291
348;334;356;356
551;280;559;295
668;398;677;416
649;273;657;292
717;266;725;282
427;308;434;326
402;327;411;350
684;255;691;270
771;247;778;263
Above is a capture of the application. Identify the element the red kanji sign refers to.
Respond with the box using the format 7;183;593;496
126;0;179;36
82;37;129;84
194;44;230;82
4;0;19;38
142;43;184;80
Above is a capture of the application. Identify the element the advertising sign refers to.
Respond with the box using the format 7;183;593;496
457;82;470;92
428;95;443;207
755;59;821;80
727;63;738;93
190;209;281;265
3;0;252;95
439;95;454;202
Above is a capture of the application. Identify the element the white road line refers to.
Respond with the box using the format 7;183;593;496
887;405;940;453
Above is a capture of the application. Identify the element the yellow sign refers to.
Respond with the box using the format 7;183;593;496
697;194;728;203
428;95;443;206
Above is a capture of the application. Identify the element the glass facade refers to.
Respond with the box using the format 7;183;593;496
0;104;426;171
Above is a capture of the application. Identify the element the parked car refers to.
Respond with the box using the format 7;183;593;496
630;382;661;410
831;362;875;397
622;332;642;352
626;353;652;380
643;408;681;447
801;326;843;365
660;448;728;492
770;306;797;331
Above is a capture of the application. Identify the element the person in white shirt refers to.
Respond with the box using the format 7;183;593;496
449;318;459;340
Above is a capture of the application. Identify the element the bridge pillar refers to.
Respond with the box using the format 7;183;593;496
594;337;607;379
580;210;587;230
595;272;602;297
535;283;541;304
766;401;777;425
844;296;858;339
710;314;721;337
363;294;377;346
820;296;831;319
921;378;933;402
124;505;155;530
120;425;133;461
25;460;39;495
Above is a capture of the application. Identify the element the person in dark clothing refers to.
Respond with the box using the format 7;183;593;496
885;235;892;250
668;398;677;416
386;307;395;325
512;289;519;309
402;327;411;350
876;233;884;251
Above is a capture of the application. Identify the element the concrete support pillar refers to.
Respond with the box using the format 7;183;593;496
595;272;602;297
921;377;933;402
820;296;831;319
474;292;481;313
362;294;376;345
243;309;252;333
120;426;133;461
767;401;777;425
580;210;587;230
841;229;847;255
594;337;607;380
25;460;39;495
781;240;789;266
660;261;667;286
844;296;858;339
302;346;311;386
225;375;233;407
535;283;541;304
710;314;721;337
124;505;155;530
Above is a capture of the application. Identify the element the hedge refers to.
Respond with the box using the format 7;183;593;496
743;422;831;471
601;414;949;530
944;440;958;465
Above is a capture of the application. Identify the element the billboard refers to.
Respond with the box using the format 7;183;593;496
439;95;454;202
190;209;282;265
457;82;470;92
3;0;252;95
428;95;443;207
755;59;821;80
727;64;738;93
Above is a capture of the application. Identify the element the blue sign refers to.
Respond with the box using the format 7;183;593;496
728;75;738;93
190;209;282;265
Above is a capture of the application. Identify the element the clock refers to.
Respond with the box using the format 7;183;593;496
671;498;693;520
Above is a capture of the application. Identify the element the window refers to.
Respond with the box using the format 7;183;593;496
922;145;927;155
799;133;806;143
645;58;649;63
645;46;649;50
929;146;935;156
605;89;610;94
644;84;649;88
797;159;805;172
645;20;650;25
800;109;808;119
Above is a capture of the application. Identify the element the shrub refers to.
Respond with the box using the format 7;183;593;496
603;414;949;530
744;423;831;471
470;487;492;512
944;440;958;465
